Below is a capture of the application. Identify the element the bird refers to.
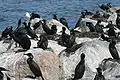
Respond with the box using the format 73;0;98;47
53;14;58;21
18;18;21;28
23;22;38;40
94;67;106;80
98;3;111;11
61;27;75;48
24;53;44;80
109;39;120;60
37;35;48;50
3;26;31;50
59;17;69;29
73;53;85;80
41;19;57;35
0;27;10;41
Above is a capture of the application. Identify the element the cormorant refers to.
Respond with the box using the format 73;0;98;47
24;53;44;80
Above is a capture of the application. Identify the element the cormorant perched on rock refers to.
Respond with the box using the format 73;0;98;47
18;18;21;28
95;20;104;33
61;27;75;48
86;22;96;32
59;17;69;29
84;10;93;15
53;14;58;20
24;53;44;80
0;67;9;80
41;19;57;35
94;67;106;80
109;39;120;60
74;12;85;29
105;21;117;40
37;35;48;50
0;27;10;41
23;22;38;40
107;24;116;38
4;26;31;50
98;3;111;11
73;53;85;80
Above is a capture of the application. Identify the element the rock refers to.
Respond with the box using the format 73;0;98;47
99;58;120;80
59;39;113;79
0;48;64;80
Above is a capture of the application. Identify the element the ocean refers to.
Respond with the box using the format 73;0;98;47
0;0;120;31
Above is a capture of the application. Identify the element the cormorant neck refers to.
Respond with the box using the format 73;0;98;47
62;30;66;34
27;58;33;64
80;59;85;64
98;72;102;75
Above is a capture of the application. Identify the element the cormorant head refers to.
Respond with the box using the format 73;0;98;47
84;10;88;12
24;53;34;59
62;27;66;32
96;67;102;75
7;26;13;35
81;53;85;60
0;27;9;40
53;14;58;20
107;3;111;7
81;12;84;15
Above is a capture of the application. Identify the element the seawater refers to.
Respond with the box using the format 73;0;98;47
0;0;120;30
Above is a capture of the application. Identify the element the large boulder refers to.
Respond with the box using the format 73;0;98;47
0;48;64;80
59;39;120;79
99;58;120;80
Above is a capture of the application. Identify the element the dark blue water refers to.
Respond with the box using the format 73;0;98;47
0;0;120;30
